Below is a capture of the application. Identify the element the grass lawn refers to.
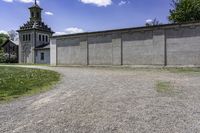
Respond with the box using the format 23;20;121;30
0;66;60;102
165;67;200;73
156;81;172;93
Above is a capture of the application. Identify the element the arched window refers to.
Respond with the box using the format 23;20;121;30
23;35;25;41
37;12;40;18
39;35;41;41
31;12;34;17
42;35;45;41
25;35;28;41
46;35;48;42
28;34;31;41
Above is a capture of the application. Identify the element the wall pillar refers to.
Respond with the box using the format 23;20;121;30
80;38;88;65
112;33;122;65
153;29;166;66
50;38;57;66
18;42;22;64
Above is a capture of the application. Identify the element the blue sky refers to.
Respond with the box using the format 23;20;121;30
0;0;171;35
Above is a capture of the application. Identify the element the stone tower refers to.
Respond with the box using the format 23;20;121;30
17;0;54;64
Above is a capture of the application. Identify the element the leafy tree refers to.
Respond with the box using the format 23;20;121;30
0;49;6;63
0;39;3;46
0;33;9;46
8;30;18;41
169;0;200;23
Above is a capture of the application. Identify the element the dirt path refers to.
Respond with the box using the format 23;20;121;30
0;66;200;133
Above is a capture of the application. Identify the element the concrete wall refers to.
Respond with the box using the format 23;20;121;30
57;37;82;65
88;34;113;65
18;30;52;64
51;22;200;66
122;31;153;65
166;26;200;66
18;31;35;64
35;49;50;64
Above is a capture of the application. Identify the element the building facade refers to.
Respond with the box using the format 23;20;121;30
51;22;200;67
17;1;200;66
1;39;18;63
17;1;54;64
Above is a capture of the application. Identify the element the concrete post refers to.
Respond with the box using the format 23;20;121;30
153;29;166;66
18;38;22;64
112;33;122;65
50;38;57;66
80;39;88;65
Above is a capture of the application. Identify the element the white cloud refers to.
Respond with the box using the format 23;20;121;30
54;27;84;35
45;11;54;16
17;0;33;3
118;1;126;6
80;0;112;7
54;32;66;36
2;0;13;3
2;0;39;4
118;0;130;6
0;30;8;35
146;19;153;23
65;27;84;34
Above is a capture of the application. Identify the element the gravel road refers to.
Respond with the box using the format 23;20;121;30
1;66;200;133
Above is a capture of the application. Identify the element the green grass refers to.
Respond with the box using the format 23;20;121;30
0;66;60;102
165;67;200;73
0;63;50;66
156;81;172;93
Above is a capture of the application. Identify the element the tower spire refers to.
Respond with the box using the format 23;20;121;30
34;0;37;5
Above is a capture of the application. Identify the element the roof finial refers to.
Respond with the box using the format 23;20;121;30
34;0;37;5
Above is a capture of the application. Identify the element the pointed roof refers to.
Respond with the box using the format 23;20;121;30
1;39;18;47
18;21;54;33
18;1;54;33
29;0;42;10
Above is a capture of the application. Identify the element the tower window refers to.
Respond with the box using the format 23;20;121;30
46;36;48;42
31;12;34;17
37;12;40;18
25;35;28;41
41;53;44;60
39;35;41;41
23;35;25;41
28;34;31;41
42;35;45;41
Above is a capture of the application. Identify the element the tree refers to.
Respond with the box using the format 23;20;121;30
145;18;162;26
0;38;3;46
0;33;9;46
0;49;6;63
8;30;18;41
169;0;200;23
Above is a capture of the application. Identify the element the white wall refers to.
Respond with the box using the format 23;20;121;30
35;49;50;64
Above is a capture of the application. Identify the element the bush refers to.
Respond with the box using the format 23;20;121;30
0;49;18;63
3;53;18;63
0;49;6;63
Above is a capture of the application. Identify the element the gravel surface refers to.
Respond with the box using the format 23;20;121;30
1;66;200;133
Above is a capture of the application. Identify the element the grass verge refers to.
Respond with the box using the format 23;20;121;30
165;67;200;73
0;66;60;102
156;81;172;94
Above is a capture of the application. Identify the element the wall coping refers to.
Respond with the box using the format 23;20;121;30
51;21;200;39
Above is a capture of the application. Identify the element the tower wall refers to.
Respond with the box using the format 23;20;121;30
17;3;53;64
18;31;35;64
